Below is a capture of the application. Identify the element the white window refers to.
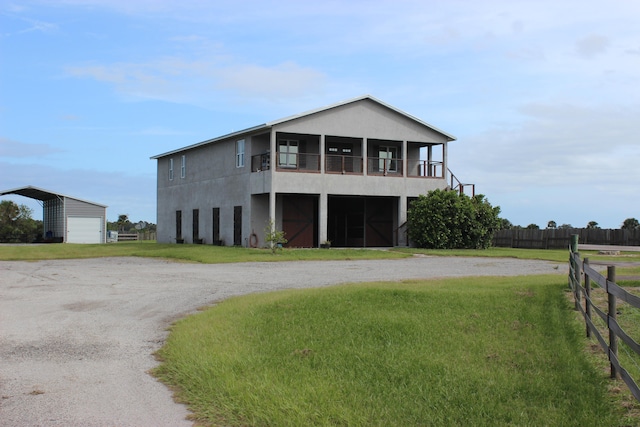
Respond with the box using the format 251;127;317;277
236;139;245;168
169;158;174;181
278;139;298;168
379;147;397;172
181;155;186;178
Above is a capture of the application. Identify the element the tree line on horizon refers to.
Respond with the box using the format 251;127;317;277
498;217;640;231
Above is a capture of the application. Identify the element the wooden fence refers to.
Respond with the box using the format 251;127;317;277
494;228;640;249
114;231;156;242
568;238;640;401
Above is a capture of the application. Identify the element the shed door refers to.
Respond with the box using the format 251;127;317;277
67;217;102;244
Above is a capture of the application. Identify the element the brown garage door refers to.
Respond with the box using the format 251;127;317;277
282;195;318;248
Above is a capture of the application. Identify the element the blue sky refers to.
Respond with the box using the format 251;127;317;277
1;0;639;228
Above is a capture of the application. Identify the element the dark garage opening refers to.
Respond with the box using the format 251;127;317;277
328;196;394;247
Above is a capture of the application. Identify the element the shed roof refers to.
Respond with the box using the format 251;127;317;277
150;95;456;159
0;185;107;208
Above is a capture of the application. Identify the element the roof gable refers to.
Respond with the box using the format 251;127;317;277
151;95;454;159
0;185;107;207
268;95;455;140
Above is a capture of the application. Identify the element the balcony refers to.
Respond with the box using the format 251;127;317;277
406;160;444;178
325;154;363;174
252;152;446;179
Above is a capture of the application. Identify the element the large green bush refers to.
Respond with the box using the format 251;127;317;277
407;189;501;249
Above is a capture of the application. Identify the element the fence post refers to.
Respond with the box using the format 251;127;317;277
570;234;579;253
607;265;619;379
584;258;591;338
573;251;581;310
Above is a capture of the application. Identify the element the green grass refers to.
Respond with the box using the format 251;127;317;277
3;241;638;266
153;276;630;426
392;246;571;262
0;241;410;263
392;247;640;264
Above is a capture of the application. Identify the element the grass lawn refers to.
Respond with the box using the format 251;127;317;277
0;241;411;262
153;275;635;426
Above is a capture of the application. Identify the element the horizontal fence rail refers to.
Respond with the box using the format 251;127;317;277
569;237;640;402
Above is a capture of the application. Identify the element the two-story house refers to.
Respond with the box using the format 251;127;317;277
151;95;471;248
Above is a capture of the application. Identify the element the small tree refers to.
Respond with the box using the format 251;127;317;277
0;200;41;242
526;223;540;230
586;221;600;229
622;218;639;230
264;218;287;253
407;189;500;249
116;214;131;233
546;220;557;229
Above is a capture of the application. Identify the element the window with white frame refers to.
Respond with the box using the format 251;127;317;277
378;146;397;172
236;139;245;168
278;139;298;168
181;155;186;178
169;158;174;180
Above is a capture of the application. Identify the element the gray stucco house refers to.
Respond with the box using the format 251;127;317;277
151;95;471;248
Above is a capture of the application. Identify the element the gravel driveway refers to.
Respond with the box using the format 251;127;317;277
0;255;566;426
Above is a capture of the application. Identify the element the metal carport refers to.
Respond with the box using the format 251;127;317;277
0;186;107;243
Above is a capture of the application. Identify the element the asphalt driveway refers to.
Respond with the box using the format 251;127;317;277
0;256;566;426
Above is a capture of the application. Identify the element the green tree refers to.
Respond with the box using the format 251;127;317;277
586;221;600;229
498;218;513;230
0;200;41;242
407;189;501;249
116;214;131;233
526;223;540;230
621;218;639;230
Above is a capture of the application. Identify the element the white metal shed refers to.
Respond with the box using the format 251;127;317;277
0;186;107;244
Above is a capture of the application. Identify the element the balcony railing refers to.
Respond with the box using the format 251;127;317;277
447;168;475;196
252;152;448;180
325;155;363;174
407;160;444;178
275;152;320;172
367;157;403;176
251;153;271;172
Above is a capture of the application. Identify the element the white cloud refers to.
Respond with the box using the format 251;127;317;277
216;62;326;99
65;57;327;106
0;137;63;158
575;34;610;59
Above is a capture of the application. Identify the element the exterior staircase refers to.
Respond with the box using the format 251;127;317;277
447;168;475;196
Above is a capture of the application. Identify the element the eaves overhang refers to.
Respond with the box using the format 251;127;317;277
150;124;270;159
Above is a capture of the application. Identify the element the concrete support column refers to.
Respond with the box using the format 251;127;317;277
320;134;325;175
402;140;407;177
443;142;448;177
269;129;277;229
363;138;368;176
398;196;407;246
319;191;328;245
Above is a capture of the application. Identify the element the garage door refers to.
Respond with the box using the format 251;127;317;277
67;217;103;244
